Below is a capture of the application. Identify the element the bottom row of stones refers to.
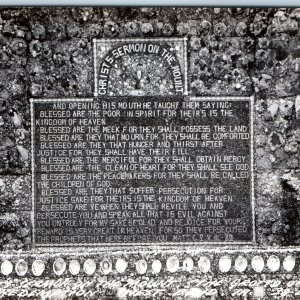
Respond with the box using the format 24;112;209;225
0;255;296;276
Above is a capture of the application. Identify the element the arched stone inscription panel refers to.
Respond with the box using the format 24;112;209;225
93;38;188;96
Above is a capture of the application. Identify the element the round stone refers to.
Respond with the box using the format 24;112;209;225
267;255;280;272
115;258;127;274
283;255;296;272
152;260;162;274
99;258;112;275
219;256;231;273
183;257;194;272
251;256;264;273
1;260;13;276
69;260;80;275
53;258;66;276
234;256;248;273
15;259;28;276
166;256;179;273
198;257;211;273
136;260;147;275
83;259;96;276
12;178;22;194
32;260;45;276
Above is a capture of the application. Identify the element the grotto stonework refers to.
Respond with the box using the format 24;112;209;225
0;7;300;300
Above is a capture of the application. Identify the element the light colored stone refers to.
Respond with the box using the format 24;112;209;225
53;258;66;276
268;102;279;118
198;256;211;273
83;259;96;275
115;258;127;274
99;258;112;275
283;255;296;272
32;260;45;276
253;286;265;298
11;111;22;127
1;260;13;276
0;179;5;193
16;145;29;162
279;99;294;118
235;256;248;273
152;260;162;274
69;260;80;275
136;260;147;275
267;255;280;272
166;256;179;273
251;256;264;273
183;257;194;272
295;95;300;119
15;259;28;276
219;256;231;273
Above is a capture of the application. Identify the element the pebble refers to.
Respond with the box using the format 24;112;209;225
268;102;279;118
0;8;299;272
0;179;5;193
11;111;22;127
295;95;300;119
16;145;28;162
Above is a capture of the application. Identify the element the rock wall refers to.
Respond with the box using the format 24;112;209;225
0;7;300;299
0;7;299;250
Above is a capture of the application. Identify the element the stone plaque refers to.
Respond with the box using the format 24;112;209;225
93;38;188;96
31;96;254;246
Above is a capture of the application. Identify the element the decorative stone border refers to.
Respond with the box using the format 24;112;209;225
0;249;298;277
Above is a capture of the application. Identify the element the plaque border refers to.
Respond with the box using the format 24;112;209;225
92;37;188;97
31;96;255;247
